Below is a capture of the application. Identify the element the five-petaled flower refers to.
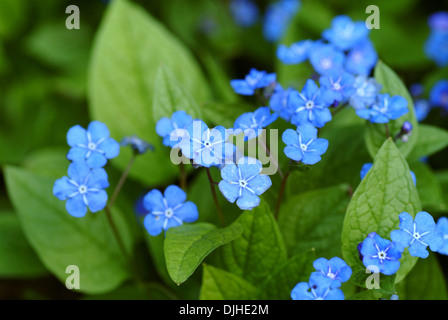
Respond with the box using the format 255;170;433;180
230;68;276;96
291;273;345;300
276;40;314;65
120;135;154;155
360;232;403;275
143;185;199;236
322;15;370;51
53;161;109;218
66;121;120;168
218;157;272;210
311;257;352;288
282;123;329;165
356;93;409;123
390;211;443;258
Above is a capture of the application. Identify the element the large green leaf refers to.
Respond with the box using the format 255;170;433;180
164;222;243;285
0;213;48;278
199;264;258;300
4;166;133;294
365;61;418;158
257;250;316;300
341;139;420;283
88;0;210;186
407;124;448;162
220;201;287;284
278;184;351;258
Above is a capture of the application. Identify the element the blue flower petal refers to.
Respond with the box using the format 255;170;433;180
218;180;241;203
66;194;88;218
144;214;165;236
248;175;272;195
67;147;88;163
99;137;120;159
86;151;108;168
173;201;199;223
88;121;110;142
164;185;187;208
143;189;166;212
284;145;303;161
67;125;87;147
282;129;300;146
236;188;260;210
86;190;108;213
53;176;77;200
156;117;174;138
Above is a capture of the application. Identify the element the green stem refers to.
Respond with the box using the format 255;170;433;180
109;152;136;208
179;162;187;191
274;170;290;220
384;123;391;139
206;167;225;227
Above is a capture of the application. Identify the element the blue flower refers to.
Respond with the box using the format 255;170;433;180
345;39;378;76
178;120;235;168
287;79;334;128
319;68;355;103
53;161;109;218
230;68;276;96
263;0;300;42
349;76;382;110
233;107;278;140
276;40;314;64
355;93;408;123
66;121;120;168
282;123;329;165
322;15;370;51
308;43;345;75
360;232;403;275
143;185;199;236
311;257;352;288
120;135;154;155
428;11;448;33
229;0;259;27
425;32;448;67
436;217;448;255
218;157;272;210
414;99;431;122
156;111;193;148
430;80;448;111
360;163;416;186
410;83;424;99
269;84;296;121
291;273;345;300
390;211;443;258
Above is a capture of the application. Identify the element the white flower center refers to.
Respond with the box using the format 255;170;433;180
165;208;174;218
239;180;247;188
300;143;308;151
305;101;314;110
377;251;387;261
333;82;341;91
88;142;97;150
78;185;88;194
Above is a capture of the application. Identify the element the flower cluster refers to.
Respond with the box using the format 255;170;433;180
358;211;444;275
53;121;120;217
425;11;448;67
291;257;352;300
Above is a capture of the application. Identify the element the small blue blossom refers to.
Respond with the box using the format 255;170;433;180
53;161;109;218
414;99;431;122
269;84;296;121
430;80;448;111
287;79;334;128
345;39;378;76
233;107;279;140
360;232;403;276
390;294;399;300
230;68;276;96
436;217;448;255
291;273;345;300
156;111;193;148
143;185;199;236
308;43;345;75
425;32;448;67
349;76;382;110
322;15;370;51
263;0;300;42
360;162;416;186
66;121;120;168
276;40;314;65
319;68;355;104
282;123;329;165
428;11;448;33
355;93;408;123
229;0;259;28
311;257;352;288
410;83;424;99
178;120;235;168
390;211;443;258
218;157;272;211
120;135;154;155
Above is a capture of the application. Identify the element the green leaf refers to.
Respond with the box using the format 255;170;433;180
88;0;210;186
395;255;448;300
220;201;287;284
407;124;448;162
0;213;48;278
199;264;258;300
164;222;243;285
152;65;202;123
279;184;351;258
341;139;420;283
365;61;418;158
257;250;316;300
4;166;132;294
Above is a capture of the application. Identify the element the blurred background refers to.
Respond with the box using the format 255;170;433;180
0;0;448;299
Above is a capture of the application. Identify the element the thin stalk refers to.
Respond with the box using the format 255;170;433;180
179;162;187;191
109;153;136;208
274;170;291;220
205;167;225;227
